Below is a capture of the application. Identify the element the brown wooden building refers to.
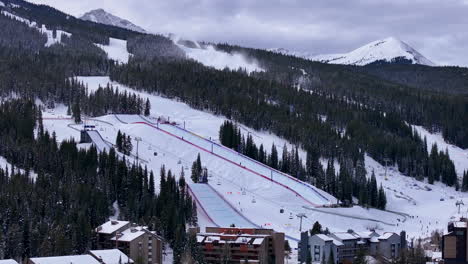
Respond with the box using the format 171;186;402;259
443;219;468;264
191;227;285;264
96;220;164;264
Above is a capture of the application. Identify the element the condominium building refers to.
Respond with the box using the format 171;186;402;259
95;220;163;264
442;219;468;264
191;227;285;264
299;229;406;264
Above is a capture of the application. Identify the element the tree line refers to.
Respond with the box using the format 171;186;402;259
0;99;196;262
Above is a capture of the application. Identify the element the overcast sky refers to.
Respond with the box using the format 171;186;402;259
29;0;468;66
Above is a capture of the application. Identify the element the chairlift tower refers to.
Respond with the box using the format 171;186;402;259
296;213;307;232
383;158;391;180
456;200;465;214
135;137;142;164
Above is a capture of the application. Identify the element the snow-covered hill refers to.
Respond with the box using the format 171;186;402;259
40;76;467;244
271;37;435;66
80;9;146;33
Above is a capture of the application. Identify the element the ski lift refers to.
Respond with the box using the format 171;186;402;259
289;213;293;220
251;196;256;203
177;159;182;165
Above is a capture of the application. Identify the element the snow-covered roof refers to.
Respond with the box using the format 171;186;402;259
331;239;344;246
370;237;380;243
0;260;19;264
111;227;145;242
197;235;205;243
315;234;333;241
333;232;359;240
355;231;379;239
96;220;129;234
89;249;134;264
252;238;265;245
313;234;344;246
29;255;100;264
379;232;396;240
453;221;467;228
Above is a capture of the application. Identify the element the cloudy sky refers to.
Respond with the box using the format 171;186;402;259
30;0;468;66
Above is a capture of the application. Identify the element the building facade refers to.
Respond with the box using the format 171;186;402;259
96;220;163;264
299;230;406;264
442;219;468;264
192;227;285;264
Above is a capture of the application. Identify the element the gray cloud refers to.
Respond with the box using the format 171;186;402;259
29;0;468;66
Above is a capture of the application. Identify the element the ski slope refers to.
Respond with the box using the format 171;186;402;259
41;76;468;243
188;183;257;228
95;38;131;64
412;125;468;177
87;130;111;152
114;114;331;206
1;10;71;47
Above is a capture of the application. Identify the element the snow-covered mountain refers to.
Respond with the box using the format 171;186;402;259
79;9;146;33
271;37;435;66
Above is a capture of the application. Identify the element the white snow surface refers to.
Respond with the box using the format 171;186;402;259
412;125;468;176
96;220;129;234
0;1;5;7
180;44;264;74
95;38;131;64
0;260;18;264
80;8;146;33
271;37;435;66
29;255;100;264
0;155;37;180
1;10;71;47
42;76;468;244
189;183;257;228
89;249;133;264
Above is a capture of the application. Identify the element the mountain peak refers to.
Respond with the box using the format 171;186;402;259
313;37;435;66
270;37;435;66
80;9;146;33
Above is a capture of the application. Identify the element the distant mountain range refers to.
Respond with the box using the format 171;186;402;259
270;37;435;66
78;9;434;67
79;9;146;33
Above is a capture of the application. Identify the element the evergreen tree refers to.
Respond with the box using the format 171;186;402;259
310;221;322;235
191;154;202;183
270;144;279;169
354;248;368;264
72;100;81;123
144;98;151;116
462;171;468;192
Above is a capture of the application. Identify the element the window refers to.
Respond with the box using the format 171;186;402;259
314;245;321;261
391;244;396;257
314;245;320;253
